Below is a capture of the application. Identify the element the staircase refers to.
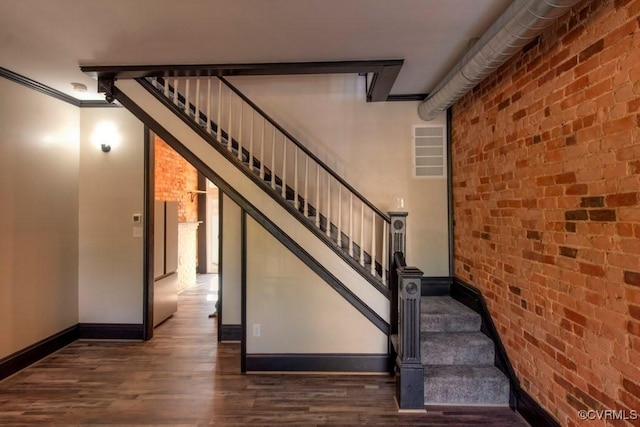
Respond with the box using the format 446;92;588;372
109;75;393;334
421;296;510;405
147;75;389;287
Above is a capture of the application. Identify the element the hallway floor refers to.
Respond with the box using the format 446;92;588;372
0;275;529;426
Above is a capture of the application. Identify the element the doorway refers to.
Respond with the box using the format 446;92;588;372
144;130;220;338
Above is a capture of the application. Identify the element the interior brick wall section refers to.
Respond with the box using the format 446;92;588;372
451;0;640;425
154;135;198;222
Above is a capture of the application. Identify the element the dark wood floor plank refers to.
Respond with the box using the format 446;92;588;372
0;275;529;426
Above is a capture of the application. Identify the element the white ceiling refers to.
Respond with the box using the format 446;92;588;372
0;0;512;101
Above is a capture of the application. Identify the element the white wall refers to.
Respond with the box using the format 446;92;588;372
220;193;242;325
228;74;449;275
246;216;387;354
78;108;145;324
0;78;80;358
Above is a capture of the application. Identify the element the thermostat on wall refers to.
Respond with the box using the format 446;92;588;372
132;214;143;223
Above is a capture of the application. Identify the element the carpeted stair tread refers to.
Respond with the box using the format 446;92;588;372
421;332;495;365
421;296;481;332
423;365;510;405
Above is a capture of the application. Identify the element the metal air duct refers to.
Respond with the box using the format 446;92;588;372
418;0;583;121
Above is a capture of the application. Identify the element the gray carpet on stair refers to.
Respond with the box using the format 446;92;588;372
424;365;510;405
421;296;510;406
421;331;495;365
421;296;481;332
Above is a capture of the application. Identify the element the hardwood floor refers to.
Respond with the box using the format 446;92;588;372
0;275;529;426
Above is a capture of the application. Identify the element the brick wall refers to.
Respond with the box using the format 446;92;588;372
154;135;198;222
451;0;640;425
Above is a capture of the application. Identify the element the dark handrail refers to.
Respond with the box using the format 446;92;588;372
219;76;391;223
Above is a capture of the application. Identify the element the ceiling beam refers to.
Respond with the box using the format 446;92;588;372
81;59;404;102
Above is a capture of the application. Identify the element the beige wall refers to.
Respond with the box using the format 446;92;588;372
220;193;242;325
78;108;145;324
228;74;449;275
0;78;80;358
246;216;387;353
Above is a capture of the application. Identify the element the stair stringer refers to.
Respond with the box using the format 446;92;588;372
114;78;390;332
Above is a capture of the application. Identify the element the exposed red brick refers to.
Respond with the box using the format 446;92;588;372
625;271;640;287
559;246;579;258
579;39;604;62
580;196;605;208
623;378;640;398
579;262;605;277
564;307;587;326
565;210;588;221
588;210;617;222
555;172;576;184
606;192;638;207
451;1;640;424
154;136;199;222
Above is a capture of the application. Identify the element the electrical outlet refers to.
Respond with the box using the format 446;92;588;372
252;324;261;337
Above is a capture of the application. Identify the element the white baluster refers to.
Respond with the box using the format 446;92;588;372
238;101;243;161
206;78;212;133
249;111;254;170
260;119;265;180
173;78;179;105
281;136;287;199
382;220;388;286
326;175;331;239
293;146;299;209
337;185;342;248
349;194;354;257
184;79;190;115
360;202;365;267
315;166;320;228
303;156;309;217
195;78;200;124
271;128;276;189
228;91;233;151
371;211;376;276
217;79;222;141
164;77;169;97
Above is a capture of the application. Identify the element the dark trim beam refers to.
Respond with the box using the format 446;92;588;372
220;325;242;341
0;67;119;108
82;59;405;102
366;63;402;102
78;323;145;340
245;353;388;372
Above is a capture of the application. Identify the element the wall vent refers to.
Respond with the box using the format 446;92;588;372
413;125;445;178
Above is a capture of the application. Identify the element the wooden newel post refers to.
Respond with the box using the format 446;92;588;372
396;265;424;410
389;211;408;343
388;211;408;258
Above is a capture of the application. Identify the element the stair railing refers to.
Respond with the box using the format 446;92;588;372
146;75;391;286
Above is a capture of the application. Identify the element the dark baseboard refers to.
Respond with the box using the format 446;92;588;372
246;353;388;372
0;325;79;381
421;276;452;296
78;323;144;340
516;388;561;427
219;324;242;341
451;277;559;427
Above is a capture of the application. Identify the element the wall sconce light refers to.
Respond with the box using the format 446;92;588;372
91;121;120;153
